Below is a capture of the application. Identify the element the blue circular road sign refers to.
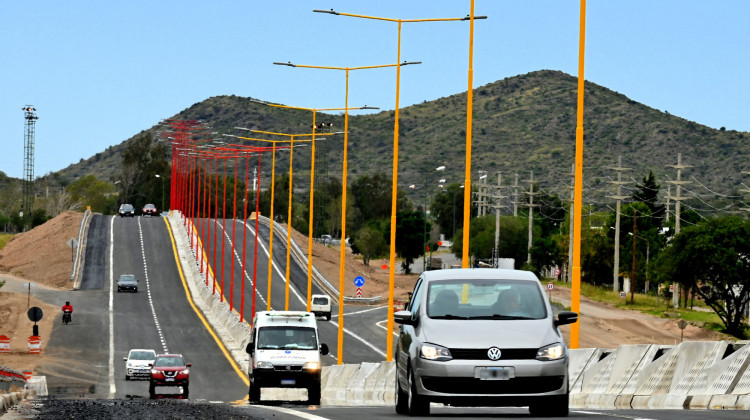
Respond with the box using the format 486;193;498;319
354;276;365;287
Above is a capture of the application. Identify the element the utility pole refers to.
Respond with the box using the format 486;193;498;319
666;153;691;308
492;172;508;267
665;185;671;223
567;164;574;282
512;173;519;217
522;171;540;265
608;156;630;292
631;210;637;305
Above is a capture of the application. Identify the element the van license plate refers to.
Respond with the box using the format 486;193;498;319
476;367;512;380
281;379;295;385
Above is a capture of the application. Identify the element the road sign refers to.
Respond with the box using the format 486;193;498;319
356;287;362;298
547;282;554;291
678;319;688;330
381;264;388;270
354;276;365;287
619;291;626;299
66;237;77;249
27;307;43;322
554;268;560;276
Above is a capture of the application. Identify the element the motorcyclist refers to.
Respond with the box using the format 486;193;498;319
62;301;73;322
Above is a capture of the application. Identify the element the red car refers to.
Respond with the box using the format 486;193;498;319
142;203;158;216
149;354;190;398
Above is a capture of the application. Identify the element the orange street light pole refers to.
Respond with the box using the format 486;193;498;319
570;0;588;349
258;100;373;312
274;60;415;365
314;6;485;362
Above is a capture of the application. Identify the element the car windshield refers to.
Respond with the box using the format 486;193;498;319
121;205;133;211
144;204;155;209
154;356;186;367
119;275;136;283
426;279;547;320
129;351;155;360
257;326;318;350
312;297;328;305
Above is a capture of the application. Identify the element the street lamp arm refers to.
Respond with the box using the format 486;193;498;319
313;8;487;23
461;15;488;21
312;8;340;16
272;61;296;67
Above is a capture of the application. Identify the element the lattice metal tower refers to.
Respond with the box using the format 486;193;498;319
22;105;38;229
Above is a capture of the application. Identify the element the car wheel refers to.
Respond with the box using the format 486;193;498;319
325;312;331;321
529;390;569;417
182;384;189;399
307;383;321;406
125;375;130;381
407;367;429;416
148;382;156;399
395;368;408;414
248;383;261;404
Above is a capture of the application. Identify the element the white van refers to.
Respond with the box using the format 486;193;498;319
311;294;332;320
245;311;329;405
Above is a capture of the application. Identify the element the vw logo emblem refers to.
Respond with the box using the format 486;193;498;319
487;347;502;360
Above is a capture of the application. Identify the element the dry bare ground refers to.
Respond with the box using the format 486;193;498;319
0;214;731;377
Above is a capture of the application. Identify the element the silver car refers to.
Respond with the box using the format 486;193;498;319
394;268;578;416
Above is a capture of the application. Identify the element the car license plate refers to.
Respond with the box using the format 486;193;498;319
280;379;295;385
475;367;512;380
165;378;175;382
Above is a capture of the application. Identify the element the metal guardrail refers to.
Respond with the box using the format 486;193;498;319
69;209;91;285
0;365;26;392
257;216;381;304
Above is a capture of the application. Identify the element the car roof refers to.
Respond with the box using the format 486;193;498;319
129;348;156;353
420;268;539;282
155;353;184;358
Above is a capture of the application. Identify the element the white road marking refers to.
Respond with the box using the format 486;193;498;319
573;410;657;420
239;404;332;420
109;215;116;397
139;217;168;354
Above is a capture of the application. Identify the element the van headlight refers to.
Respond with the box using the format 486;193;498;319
536;343;565;361
420;343;452;361
256;361;274;369
303;362;320;370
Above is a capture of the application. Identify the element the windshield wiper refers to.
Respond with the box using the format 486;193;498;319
431;314;469;319
468;314;535;320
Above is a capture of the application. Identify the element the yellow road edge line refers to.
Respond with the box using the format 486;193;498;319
164;218;250;387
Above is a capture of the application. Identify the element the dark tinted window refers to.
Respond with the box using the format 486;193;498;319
154;356;186;367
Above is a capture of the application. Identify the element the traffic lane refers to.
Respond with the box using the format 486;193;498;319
78;213;109;290
257;406;750;419
111;215;167;397
35;214;112;397
138;216;247;402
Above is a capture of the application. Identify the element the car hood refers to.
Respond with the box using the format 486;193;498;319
419;317;559;349
153;366;187;372
127;360;153;367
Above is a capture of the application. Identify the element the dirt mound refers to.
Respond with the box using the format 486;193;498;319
0;211;83;289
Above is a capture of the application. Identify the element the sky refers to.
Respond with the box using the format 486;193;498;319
2;1;749;180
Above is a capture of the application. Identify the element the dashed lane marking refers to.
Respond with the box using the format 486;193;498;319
139;217;168;354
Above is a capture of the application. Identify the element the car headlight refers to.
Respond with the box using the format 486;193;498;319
256;361;274;369
420;343;452;361
303;362;320;370
150;369;159;375
181;369;189;375
536;343;565;361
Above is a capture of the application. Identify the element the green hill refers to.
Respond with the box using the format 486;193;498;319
53;70;750;209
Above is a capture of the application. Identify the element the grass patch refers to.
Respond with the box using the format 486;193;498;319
547;278;729;334
0;234;13;251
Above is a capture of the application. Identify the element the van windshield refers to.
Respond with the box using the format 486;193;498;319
312;297;328;305
257;326;318;350
427;279;546;320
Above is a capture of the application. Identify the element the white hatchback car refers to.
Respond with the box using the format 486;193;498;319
123;348;157;380
394;268;578;416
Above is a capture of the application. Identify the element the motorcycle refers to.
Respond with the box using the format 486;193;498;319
62;310;72;325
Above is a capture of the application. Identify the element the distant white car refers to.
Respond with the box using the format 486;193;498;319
123;348;156;380
311;294;332;321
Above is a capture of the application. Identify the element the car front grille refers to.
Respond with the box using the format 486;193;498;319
163;371;177;377
273;365;303;372
449;348;538;360
421;375;564;395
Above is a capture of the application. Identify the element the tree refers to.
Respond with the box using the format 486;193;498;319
117;132;169;210
67;174;117;214
395;210;428;274
655;216;750;337
351;224;387;266
431;183;475;241
632;171;665;225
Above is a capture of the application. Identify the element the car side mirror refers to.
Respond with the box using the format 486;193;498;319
123;357;128;361
246;342;254;354
319;343;329;356
554;311;578;327
394;310;417;326
148;363;153;367
186;363;192;367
